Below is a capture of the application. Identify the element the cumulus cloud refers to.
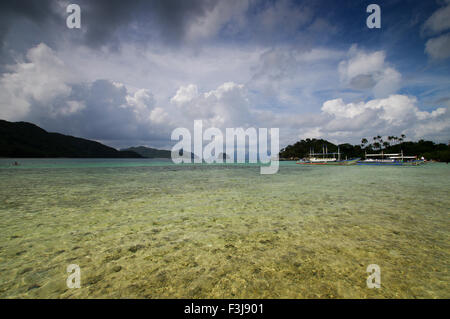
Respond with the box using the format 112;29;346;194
170;84;199;105
0;43;172;148
171;82;252;129
125;88;156;120
318;95;449;141
0;43;72;120
338;46;402;98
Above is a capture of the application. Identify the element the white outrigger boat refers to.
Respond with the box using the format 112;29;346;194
357;151;425;166
296;146;360;165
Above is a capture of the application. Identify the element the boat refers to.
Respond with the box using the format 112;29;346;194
357;151;425;166
296;146;360;165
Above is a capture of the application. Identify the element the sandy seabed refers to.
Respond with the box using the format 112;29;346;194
0;159;448;298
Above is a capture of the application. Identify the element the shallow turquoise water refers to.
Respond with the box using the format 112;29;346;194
0;159;449;298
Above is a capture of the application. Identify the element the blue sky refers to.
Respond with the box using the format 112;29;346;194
0;0;449;149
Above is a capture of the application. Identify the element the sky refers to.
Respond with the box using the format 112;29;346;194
0;0;450;150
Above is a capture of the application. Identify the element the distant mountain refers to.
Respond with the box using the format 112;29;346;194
122;146;200;160
121;146;171;158
0;120;142;158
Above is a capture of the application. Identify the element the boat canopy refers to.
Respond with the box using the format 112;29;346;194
389;156;417;159
365;153;401;157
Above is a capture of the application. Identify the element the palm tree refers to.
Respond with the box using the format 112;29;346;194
400;134;406;142
373;142;381;150
361;138;368;148
383;141;390;149
386;136;393;147
392;136;398;145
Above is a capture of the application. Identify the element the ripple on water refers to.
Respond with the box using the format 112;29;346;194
0;161;449;298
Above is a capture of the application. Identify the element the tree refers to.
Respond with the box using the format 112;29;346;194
361;138;368;148
373;142;381;150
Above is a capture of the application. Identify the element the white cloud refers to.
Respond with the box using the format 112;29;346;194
319;95;450;141
372;67;402;98
0;43;175;148
339;48;385;80
323;95;420;125
338;46;402;98
149;107;169;124
204;82;244;99
60;101;86;115
171;81;252;129
425;33;450;60
170;84;199;105
125;88;155;120
298;127;323;140
2;29;448;150
0;43;72;120
422;3;450;35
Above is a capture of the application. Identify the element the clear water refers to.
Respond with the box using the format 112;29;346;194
0;159;448;298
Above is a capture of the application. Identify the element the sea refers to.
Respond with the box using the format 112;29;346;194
0;158;448;298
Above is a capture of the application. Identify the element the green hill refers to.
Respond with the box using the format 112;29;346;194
0;119;142;158
122;146;201;160
121;146;171;158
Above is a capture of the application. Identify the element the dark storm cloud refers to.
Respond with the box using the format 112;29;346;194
0;1;59;65
0;0;344;58
0;0;59;27
77;0;222;47
0;0;222;55
77;0;142;48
